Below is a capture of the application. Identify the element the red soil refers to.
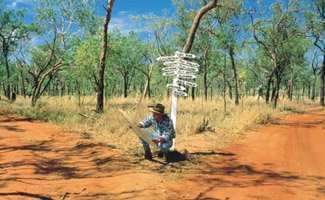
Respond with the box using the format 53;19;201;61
0;110;324;200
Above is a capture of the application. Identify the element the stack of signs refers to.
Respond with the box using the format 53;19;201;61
157;51;199;97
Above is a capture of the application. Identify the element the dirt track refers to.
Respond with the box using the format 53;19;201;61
0;110;324;200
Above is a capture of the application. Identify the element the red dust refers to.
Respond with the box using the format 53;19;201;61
0;110;324;199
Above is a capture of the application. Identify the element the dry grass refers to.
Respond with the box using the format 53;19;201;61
0;95;320;158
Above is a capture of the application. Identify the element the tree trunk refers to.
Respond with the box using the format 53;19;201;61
96;0;114;113
16;62;26;98
203;62;208;101
289;65;295;101
229;46;239;105
210;86;213;101
4;52;12;101
223;54;227;117
287;80;292;100
265;71;274;104
266;83;271;104
60;82;64;97
123;74;128;98
142;64;154;99
31;63;63;106
191;87;195;101
320;54;325;106
182;0;218;53
227;81;232;100
312;81;316;101
76;80;81;107
273;67;280;108
142;76;151;99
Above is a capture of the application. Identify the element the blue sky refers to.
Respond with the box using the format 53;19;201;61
3;0;296;46
4;0;175;34
3;0;282;33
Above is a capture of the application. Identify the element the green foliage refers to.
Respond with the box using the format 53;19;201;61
34;0;98;36
0;0;323;108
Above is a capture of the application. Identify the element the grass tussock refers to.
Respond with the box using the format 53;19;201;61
0;95;320;156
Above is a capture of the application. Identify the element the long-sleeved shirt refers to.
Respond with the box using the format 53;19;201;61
140;113;175;141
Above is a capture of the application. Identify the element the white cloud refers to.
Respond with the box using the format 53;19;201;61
108;10;146;35
7;0;30;9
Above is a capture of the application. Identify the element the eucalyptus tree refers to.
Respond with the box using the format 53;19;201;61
309;51;322;100
109;31;143;98
250;1;303;108
0;3;38;101
75;34;101;92
73;34;103;105
196;32;214;101
132;13;177;99
175;6;215;101
97;0;114;112
134;47;155;99
247;48;274;102
305;0;325;106
182;0;219;53
34;0;98;49
13;44;29;98
22;0;97;105
210;0;243;105
27;35;65;106
173;0;219;100
283;37;310;100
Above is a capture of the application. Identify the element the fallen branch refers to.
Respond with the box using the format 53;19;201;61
60;192;68;200
78;112;91;118
61;188;86;200
78;113;96;120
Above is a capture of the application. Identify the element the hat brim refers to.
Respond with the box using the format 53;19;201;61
148;107;165;115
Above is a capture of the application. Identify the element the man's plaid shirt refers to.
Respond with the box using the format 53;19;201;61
140;113;175;141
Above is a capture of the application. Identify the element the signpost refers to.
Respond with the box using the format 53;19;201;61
157;51;199;130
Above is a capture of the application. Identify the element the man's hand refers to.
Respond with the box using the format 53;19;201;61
152;137;166;144
152;138;160;144
129;123;142;129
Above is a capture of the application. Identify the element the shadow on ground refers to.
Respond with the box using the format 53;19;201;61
0;192;53;200
187;150;325;199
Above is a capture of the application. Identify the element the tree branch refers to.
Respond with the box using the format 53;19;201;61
183;0;218;53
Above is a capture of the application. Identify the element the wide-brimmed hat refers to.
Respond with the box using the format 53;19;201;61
148;103;165;115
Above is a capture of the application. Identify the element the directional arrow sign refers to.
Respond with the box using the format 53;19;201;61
157;51;200;131
166;84;186;91
162;71;176;77
157;56;178;62
177;79;197;87
173;90;188;97
178;70;197;76
175;52;196;59
178;74;197;79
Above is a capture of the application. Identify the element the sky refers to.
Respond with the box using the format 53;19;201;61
3;0;294;46
3;0;281;35
4;0;175;36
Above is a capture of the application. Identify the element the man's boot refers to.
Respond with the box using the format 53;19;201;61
144;150;152;160
165;152;173;162
157;151;164;158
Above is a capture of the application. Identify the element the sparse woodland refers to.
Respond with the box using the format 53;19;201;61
0;0;324;151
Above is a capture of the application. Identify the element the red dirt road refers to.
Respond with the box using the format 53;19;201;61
0;110;324;200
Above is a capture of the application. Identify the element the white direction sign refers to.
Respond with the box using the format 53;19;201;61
157;51;200;131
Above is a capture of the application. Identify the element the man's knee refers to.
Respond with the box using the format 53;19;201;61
160;143;172;153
